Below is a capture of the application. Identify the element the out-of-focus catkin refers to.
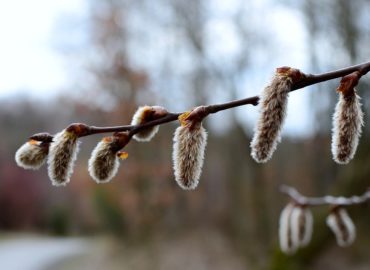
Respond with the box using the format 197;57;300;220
326;208;356;247
88;136;128;183
251;67;303;163
279;203;298;255
331;89;363;164
290;206;313;248
47;130;80;186
172;111;208;190
131;105;167;142
15;140;49;170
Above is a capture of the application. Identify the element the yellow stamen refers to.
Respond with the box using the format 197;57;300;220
117;151;129;160
178;111;191;127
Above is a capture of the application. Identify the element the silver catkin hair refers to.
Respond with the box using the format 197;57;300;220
326;208;356;247
172;122;208;190
47;130;80;186
88;138;120;183
251;73;292;163
331;90;364;164
15;140;48;170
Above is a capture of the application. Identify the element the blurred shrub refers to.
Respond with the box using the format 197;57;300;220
47;206;70;236
93;188;127;236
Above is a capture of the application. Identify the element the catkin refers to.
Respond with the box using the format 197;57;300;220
131;106;166;142
326;208;356;247
15;140;48;170
47;130;80;186
279;203;298;255
331;90;363;164
290;206;313;247
88;137;121;183
172;121;208;190
251;73;292;163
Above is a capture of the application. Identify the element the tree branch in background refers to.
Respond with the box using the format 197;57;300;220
280;185;370;206
279;184;369;254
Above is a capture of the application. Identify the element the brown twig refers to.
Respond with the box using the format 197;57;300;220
280;185;370;206
31;61;370;140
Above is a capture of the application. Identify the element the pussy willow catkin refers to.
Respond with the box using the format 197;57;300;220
279;203;298;255
131;105;167;142
331;89;363;164
88;136;128;183
326;208;356;247
172;113;208;190
47;130;80;186
290;206;313;248
279;203;314;255
251;69;295;163
15;140;48;170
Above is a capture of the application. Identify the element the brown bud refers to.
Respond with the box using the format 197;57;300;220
29;132;54;143
66;123;90;137
276;67;306;83
336;71;361;98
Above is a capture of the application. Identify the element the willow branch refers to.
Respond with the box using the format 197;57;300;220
32;61;370;139
280;185;370;207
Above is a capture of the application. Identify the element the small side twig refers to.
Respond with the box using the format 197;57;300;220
280;185;370;206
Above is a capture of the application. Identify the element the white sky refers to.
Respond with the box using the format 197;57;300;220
0;0;86;99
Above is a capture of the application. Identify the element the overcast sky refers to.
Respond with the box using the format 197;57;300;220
0;0;314;136
0;0;86;99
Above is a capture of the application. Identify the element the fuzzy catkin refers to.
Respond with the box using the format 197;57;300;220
47;130;80;186
15;140;48;170
251;74;292;163
88;138;120;183
326;208;356;247
131;106;163;142
279;203;298;255
172;123;208;190
331;91;364;164
290;206;313;248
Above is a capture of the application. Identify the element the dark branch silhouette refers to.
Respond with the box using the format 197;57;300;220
28;61;370;141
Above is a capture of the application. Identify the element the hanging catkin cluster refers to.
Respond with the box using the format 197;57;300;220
250;68;365;165
251;67;305;163
279;202;357;255
14;106;168;186
331;72;364;164
279;203;313;254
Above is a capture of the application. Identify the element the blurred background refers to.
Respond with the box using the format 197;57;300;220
1;0;370;269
